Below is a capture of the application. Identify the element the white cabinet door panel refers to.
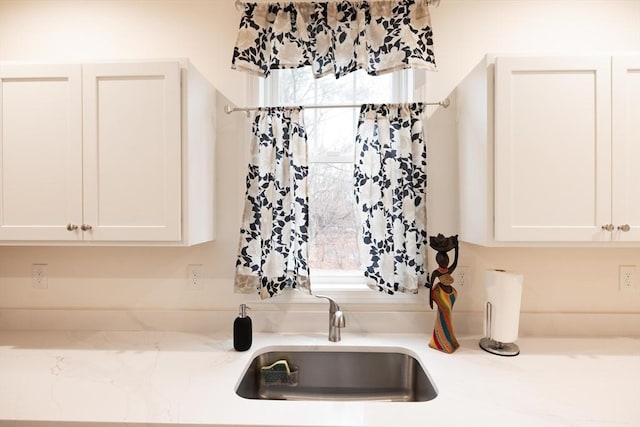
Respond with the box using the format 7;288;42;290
494;57;612;241
0;64;83;240
82;62;181;241
612;56;640;241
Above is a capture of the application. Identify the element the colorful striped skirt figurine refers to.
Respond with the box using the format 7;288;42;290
429;274;460;353
428;234;460;354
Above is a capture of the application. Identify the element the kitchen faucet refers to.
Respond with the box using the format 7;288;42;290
315;294;345;342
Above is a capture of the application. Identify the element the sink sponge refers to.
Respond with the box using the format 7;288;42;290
260;359;298;386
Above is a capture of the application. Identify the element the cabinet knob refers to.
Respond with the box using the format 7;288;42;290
601;224;614;232
80;224;93;231
66;224;78;231
617;224;631;232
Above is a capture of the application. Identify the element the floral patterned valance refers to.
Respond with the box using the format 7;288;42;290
231;0;436;78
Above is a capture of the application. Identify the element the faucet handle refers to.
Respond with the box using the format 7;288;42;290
332;310;346;328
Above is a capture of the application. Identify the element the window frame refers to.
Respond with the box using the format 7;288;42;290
244;69;428;303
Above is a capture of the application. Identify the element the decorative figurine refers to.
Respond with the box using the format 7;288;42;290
428;234;460;353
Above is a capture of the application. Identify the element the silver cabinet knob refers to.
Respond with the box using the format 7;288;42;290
66;224;78;231
618;224;631;232
80;224;93;231
601;224;614;232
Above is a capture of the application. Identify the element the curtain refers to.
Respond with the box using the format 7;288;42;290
354;103;428;295
231;0;436;79
234;107;312;299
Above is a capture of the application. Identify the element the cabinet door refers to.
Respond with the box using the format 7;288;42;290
494;57;612;241
612;56;640;241
0;64;83;240
82;62;181;241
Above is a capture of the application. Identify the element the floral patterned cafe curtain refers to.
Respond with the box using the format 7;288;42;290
231;0;436;78
354;103;428;295
234;107;312;300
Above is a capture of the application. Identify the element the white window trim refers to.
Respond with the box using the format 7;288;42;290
310;270;428;304
243;70;429;305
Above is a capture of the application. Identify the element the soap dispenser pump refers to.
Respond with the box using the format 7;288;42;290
233;304;252;351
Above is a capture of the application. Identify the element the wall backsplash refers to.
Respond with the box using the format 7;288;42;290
0;0;639;332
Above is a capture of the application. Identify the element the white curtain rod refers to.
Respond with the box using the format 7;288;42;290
235;0;440;11
224;98;450;115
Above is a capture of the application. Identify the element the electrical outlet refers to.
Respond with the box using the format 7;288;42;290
32;264;48;289
187;264;203;290
454;266;470;288
619;265;638;293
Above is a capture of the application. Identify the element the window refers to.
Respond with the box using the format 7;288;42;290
255;68;423;297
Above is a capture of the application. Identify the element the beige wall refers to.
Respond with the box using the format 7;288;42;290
0;0;639;318
0;0;246;105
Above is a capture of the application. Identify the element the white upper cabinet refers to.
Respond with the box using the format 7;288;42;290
0;60;215;245
494;56;612;242
82;62;182;242
0;64;83;241
458;54;640;246
612;56;640;242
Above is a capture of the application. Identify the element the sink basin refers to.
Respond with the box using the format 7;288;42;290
235;347;438;402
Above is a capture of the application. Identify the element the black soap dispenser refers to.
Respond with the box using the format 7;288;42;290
233;304;252;351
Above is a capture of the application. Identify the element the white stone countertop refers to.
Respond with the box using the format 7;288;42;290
0;331;638;427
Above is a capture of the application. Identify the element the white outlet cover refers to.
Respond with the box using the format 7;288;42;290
32;264;48;289
187;264;203;290
619;265;638;293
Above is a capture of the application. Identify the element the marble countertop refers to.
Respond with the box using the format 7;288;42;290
0;331;638;427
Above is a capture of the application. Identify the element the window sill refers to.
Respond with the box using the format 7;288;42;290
249;272;428;309
310;270;426;304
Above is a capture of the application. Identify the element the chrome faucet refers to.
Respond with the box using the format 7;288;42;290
315;294;346;342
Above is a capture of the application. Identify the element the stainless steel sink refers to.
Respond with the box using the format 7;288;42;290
235;348;438;402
